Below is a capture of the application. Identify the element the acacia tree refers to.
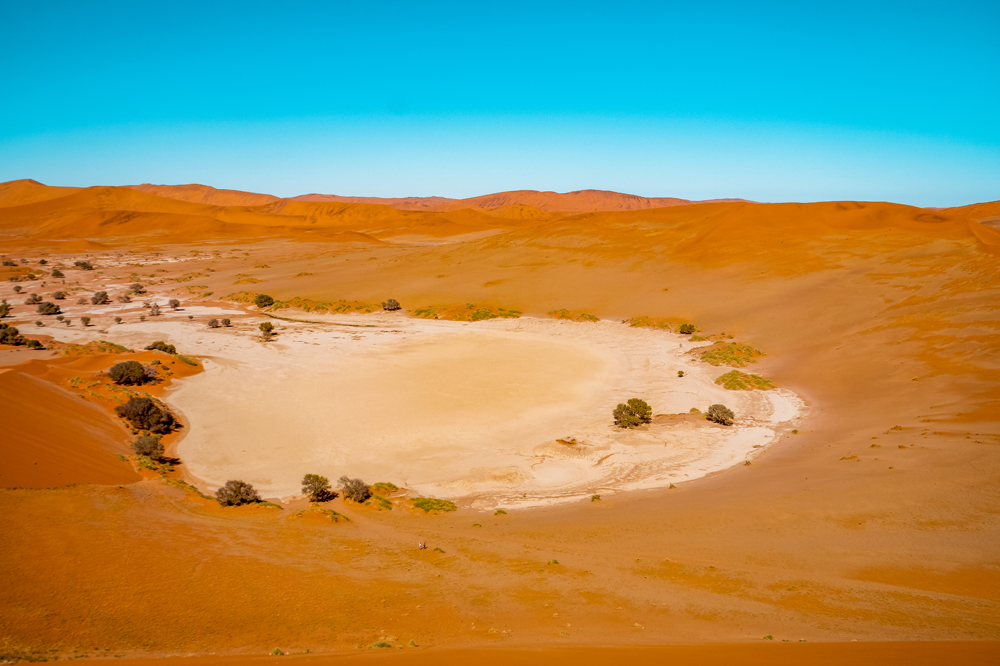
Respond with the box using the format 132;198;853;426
302;474;334;502
706;404;735;426
216;480;261;506
91;291;110;305
613;398;653;428
132;435;165;460
339;476;371;502
109;360;146;385
115;396;175;433
259;321;274;340
168;298;180;309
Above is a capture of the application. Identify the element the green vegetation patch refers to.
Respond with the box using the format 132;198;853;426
715;370;775;391
371;481;398;495
549;309;599;322
413;304;521;321
61;340;133;356
627;316;690;331
291;506;350;523
699;342;764;367
175;354;198;366
271;296;376;314
411;497;457;513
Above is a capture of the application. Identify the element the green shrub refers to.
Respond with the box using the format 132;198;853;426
678;323;696;334
168;298;180;309
714;370;775;391
381;298;401;311
254;294;274;308
302;474;334;502
129;282;146;294
208;318;219;328
37;301;60;315
371;481;398;496
145;340;177;354
115;397;175;433
176;354;197;366
24;293;41;304
80;316;91;327
613;398;652;428
706;404;735;426
216;480;262;506
411;497;457;513
270;648;285;656
221;318;231;327
53;291;66;299
0;299;9;318
700;343;764;367
91;291;110;305
51;269;64;278
74;260;94;270
132;435;165;459
369;642;392;648
109;360;146;385
259;321;274;339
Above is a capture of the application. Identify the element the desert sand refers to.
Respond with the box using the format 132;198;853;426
0;180;998;663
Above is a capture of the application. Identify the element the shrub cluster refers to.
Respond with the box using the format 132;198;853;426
254;294;274;308
613;398;653;428
706;404;735;426
115;396;175;433
74;261;94;270
24;293;42;305
145;340;177;354
0;323;43;349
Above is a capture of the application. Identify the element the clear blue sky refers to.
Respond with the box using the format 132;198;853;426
1;0;998;206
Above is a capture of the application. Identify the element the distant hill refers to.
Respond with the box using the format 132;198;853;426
127;183;281;207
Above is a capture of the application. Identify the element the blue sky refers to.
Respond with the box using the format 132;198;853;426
1;1;997;205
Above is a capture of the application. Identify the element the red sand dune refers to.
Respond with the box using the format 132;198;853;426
0;369;138;488
128;183;282;207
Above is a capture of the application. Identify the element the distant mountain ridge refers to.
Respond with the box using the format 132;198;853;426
120;183;750;213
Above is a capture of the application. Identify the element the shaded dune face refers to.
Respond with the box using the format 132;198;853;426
174;331;613;496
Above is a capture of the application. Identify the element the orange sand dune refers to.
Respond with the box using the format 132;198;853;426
0;178;81;208
432;189;750;213
128;183;282;207
0;369;137;488
290;193;457;210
